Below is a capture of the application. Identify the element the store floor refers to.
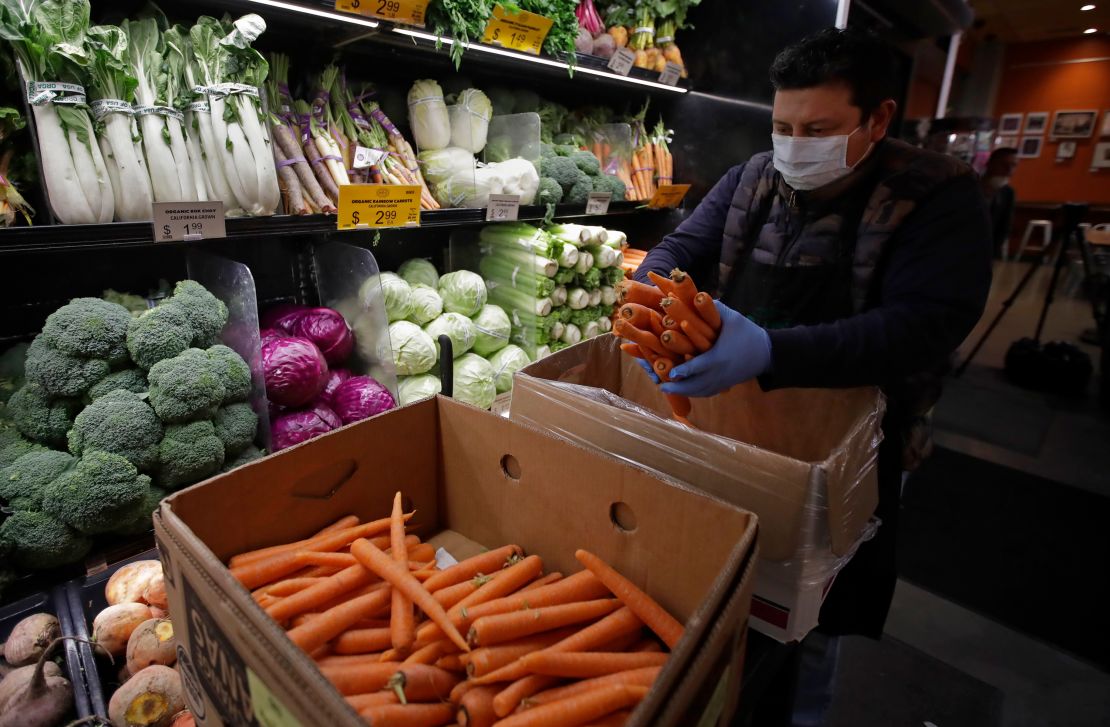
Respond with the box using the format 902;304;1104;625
826;260;1110;727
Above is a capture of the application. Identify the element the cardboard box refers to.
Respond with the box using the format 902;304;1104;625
510;336;885;642
154;396;757;727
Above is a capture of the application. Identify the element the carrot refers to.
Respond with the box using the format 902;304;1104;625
576;550;684;649
389;492;416;654
423;545;522;593
404;640;455;665
448;555;543;623
661;314;679;331
451;678;481;704
300;564;344;578
333;627;393;655
318;653;386;667
527;667;661;708
319;660;405;695
613;319;667;357
618;303;654;329
437;654;464;671
582;709;632;727
433;572;500;609
660;296;714;341
633;638;663;653
659;329;695;357
390;664;462;703
498;684;648;726
229;514;412;569
351;537;471;653
653;358;675;382
646;271;678;297
519;651;669;678
468;599;620;648
693;291;722;331
520;573;562;592
409;543;437;563
286;585;392;652
345;692;398;712
668;269;698;306
293;551;354;568
265;563;377;623
358;703;454;726
680;319;713;353
619;342;647;360
258;577;326;597
465;628;577;679
314;515;360;537
308;643;330;660
597;629;643;653
615;280;664;309
493;675;560;718
457;685;499;727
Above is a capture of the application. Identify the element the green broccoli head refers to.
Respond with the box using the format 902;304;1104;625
221;445;265;473
599;173;627;202
101;288;149;317
0;449;74;509
114;485;166;535
43;450;152;535
539;143;557;161
68;389;163;472
206;345;251;403
540;157;589;194
571;151;601;177
7;382;82;446
213;403;258;456
148;348;226;423
25;336;110;398
171;280;229;348
127;303;194;371
0;427;44;468
554;144;578;157
0;510;92;569
86;368;148;401
41;297;132;364
564;176;594;206
157;420;225;489
536;177;563;206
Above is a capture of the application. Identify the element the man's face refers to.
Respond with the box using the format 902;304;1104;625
989;154;1019;178
771;82;894;167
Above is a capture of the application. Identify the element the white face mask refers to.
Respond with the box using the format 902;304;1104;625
771;126;872;191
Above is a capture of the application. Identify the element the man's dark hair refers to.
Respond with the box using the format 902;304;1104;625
988;147;1018;164
770;28;899;121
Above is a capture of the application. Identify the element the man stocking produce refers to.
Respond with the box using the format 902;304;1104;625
634;28;992;725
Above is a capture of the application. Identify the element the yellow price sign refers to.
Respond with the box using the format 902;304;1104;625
338;185;421;230
648;183;692;210
481;4;553;55
334;0;427;27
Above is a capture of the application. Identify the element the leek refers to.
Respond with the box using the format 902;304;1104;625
567;287;590;310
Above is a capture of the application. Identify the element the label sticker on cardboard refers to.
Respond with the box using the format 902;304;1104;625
481;4;553;55
607;47;635;76
586;192;612;215
486;193;521;222
334;0;428;26
153;201;227;242
338;184;421;230
648;183;691;209
659;61;683;86
248;668;302;727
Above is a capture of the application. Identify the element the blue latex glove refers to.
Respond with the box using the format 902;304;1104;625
629;343;660;384
660;301;772;398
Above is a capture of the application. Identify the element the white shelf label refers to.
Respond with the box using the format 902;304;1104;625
486;194;521;222
659;62;682;86
586;192;612;216
153;201;227;242
607;48;635;76
353;145;388;170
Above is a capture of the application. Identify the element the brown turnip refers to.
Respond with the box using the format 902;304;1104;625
93;604;153;657
168;710;195;727
141;574;167;611
0;637;73;727
3;613;60;667
126;619;176;673
108;665;184;727
106;561;163;606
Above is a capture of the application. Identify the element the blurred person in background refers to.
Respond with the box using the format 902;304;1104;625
980;147;1019;259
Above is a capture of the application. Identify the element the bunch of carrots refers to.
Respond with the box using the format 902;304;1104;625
611;269;723;425
230;492;685;726
619;248;647;276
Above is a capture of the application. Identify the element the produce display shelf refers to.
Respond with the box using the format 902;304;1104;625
0;201;656;254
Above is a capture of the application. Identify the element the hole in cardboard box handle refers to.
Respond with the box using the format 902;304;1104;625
291;459;358;499
610;501;637;532
500;454;521;481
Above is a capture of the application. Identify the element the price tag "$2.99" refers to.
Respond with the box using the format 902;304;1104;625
338;184;421;230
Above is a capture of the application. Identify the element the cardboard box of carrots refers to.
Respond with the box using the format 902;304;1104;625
153;395;758;726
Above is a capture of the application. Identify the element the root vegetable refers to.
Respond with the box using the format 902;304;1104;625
107;561;164;606
0;638;74;727
3;613;60;667
94;603;154;657
169;711;195;727
142;575;168;611
126;619;177;673
108;665;185;727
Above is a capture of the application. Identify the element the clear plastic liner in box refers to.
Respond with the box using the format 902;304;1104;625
510;335;886;586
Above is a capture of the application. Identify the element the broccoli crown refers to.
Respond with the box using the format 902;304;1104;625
68;390;163;471
554;144;579;157
114;485;166;535
213;403;258;456
600;173;627;201
539;143;557;161
7;382;81;446
571;151;601;176
147;348;226;423
172;280;229;348
564;176;594;206
101;288;149;317
206;345;251;403
0;432;44;469
25;336;110;398
0;510;92;569
157;420;225;489
127;303;194;371
41;298;132;362
0;342;29;404
536;177;563;205
0;449;74;509
540;157;589;194
43;450;152;535
221;445;264;473
86;368;148;401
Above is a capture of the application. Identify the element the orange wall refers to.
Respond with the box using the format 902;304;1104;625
905;77;940;118
994;37;1110;205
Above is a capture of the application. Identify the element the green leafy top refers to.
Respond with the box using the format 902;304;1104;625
0;0;91;84
123;17;161;105
84;24;137;102
161;24;189;109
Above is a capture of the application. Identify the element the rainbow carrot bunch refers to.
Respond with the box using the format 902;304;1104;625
611;269;723;425
227;493;686;726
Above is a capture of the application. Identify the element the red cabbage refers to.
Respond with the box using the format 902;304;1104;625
261;303;310;332
293;308;354;365
316;368;352;407
260;327;284;346
271;403;342;451
262;336;329;407
331;375;396;424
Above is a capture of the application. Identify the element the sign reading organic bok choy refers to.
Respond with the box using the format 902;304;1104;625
481;4;553;55
338;185;421;230
334;0;428;26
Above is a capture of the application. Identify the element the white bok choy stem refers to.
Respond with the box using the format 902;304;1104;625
124;18;182;202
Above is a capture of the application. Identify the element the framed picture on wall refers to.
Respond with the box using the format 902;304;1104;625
997;135;1018;149
1024;112;1049;134
1018;136;1043;159
1100;110;1110;138
1057;141;1077;160
999;113;1023;134
1051;110;1098;139
1092;142;1110;170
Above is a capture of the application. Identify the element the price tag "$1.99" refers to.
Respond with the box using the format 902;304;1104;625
338;184;421;230
152;201;227;242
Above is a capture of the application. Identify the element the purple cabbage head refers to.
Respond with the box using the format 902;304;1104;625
271;403;343;451
316;368;352;407
292;308;354;365
260;303;310;332
261;336;329;408
331;375;396;424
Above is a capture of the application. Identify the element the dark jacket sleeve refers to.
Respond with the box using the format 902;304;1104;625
762;173;993;389
634;164;745;285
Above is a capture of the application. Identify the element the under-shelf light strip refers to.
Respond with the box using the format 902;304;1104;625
244;0;380;29
392;28;689;93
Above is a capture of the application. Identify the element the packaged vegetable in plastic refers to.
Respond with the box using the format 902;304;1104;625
398;374;442;405
452;353;497;409
487;344;532;393
262;336;329;408
398;258;441;289
417;147;476;187
407;79;451;151
448;89;493;153
292;308;353;365
494;158;540;205
471;304;511;356
359;272;413;323
271;403;342;451
388;321;437;376
424;312;477;358
436;165;500;208
438;270;488;316
408;285;444;326
331;375;396;424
